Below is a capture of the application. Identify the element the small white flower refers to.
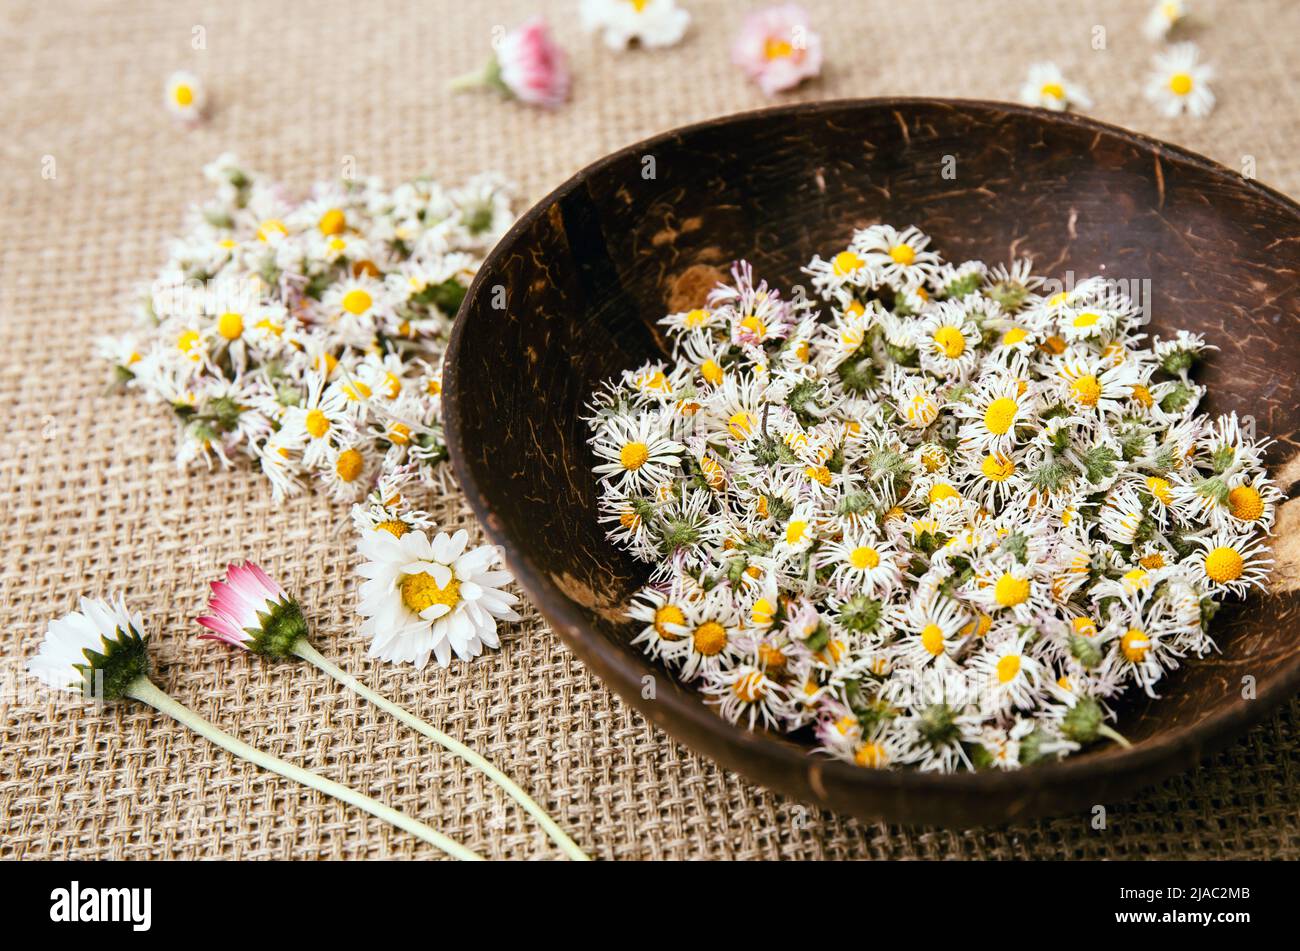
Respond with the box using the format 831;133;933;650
164;71;205;122
1019;62;1092;112
1145;43;1215;118
357;528;522;669
28;595;147;695
1143;0;1187;41
580;0;691;50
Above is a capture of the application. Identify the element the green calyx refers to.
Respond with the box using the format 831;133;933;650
1060;696;1103;743
75;625;151;701
838;595;882;634
247;597;310;658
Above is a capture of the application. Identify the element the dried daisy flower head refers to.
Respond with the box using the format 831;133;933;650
586;225;1276;773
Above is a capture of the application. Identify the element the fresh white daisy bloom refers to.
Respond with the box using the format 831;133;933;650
1143;0;1187;41
28;595;147;694
580;0;691;51
1145;43;1215;118
357;528;522;669
1018;62;1092;112
164;70;205;122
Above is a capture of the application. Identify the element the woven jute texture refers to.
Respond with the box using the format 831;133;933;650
2;0;1299;860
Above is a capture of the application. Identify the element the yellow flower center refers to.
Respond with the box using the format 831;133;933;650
1072;616;1097;637
728;411;756;439
342;288;373;315
1169;72;1193;96
694;621;728;656
929;483;959;505
1071;374;1101;407
984;397;1018;435
173;83;194;106
305;409;330;438
981;453;1015;482
932;325;966;359
786;520;809;545
1002;327;1029;346
400;572;461;613
920;623;946;656
1131;383;1154;408
1040;335;1066;354
763;38;793;60
335;448;363;482
758;643;786;671
257;219;287;242
1073;310;1101;328
342;380;372;400
732;670;766;703
996;654;1021;684
178;329;201;353
889;243;915;265
805;465;832;486
654;604;686;640
739;314;766;338
994;572;1030;607
1228;486;1264;521
850;546;880;570
684;308;710;328
832;250;864;276
319;208;346;236
1146;476;1173;505
700;359;724;386
1139;552;1167;569
427;377;443;396
1122;627;1149;662
376;519;408;538
854;742;888;768
700;456;725;490
620;441;650;470
962;613;992;638
1039;82;1065;101
1204;546;1244;583
388;422;411;445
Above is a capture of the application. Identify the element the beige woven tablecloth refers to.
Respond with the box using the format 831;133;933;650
2;0;1298;860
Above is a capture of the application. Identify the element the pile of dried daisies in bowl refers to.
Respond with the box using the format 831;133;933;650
586;225;1278;772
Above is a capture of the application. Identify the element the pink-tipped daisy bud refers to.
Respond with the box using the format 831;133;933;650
197;561;308;658
27;595;151;701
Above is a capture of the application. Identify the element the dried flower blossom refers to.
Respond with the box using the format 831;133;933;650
586;225;1275;773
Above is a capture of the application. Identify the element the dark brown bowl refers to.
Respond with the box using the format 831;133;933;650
444;98;1300;825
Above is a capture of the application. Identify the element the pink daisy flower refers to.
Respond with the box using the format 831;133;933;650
197;561;307;656
731;4;823;96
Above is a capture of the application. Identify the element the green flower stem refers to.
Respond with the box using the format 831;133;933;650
291;639;590;862
125;675;481;861
1097;723;1133;749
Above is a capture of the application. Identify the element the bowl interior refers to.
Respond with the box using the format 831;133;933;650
446;99;1300;823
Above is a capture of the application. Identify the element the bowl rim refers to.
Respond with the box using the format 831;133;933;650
444;96;1300;803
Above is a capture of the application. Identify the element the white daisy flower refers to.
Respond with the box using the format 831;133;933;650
164;71;205;122
356;528;522;669
1018;62;1092;112
1143;0;1187;41
1145;43;1215;118
580;0;691;51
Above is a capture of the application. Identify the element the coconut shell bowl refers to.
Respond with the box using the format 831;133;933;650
444;99;1300;826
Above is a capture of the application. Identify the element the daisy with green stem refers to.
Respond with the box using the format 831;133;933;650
30;594;481;861
197;560;589;861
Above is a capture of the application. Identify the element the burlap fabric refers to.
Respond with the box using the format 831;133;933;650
2;0;1298;860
